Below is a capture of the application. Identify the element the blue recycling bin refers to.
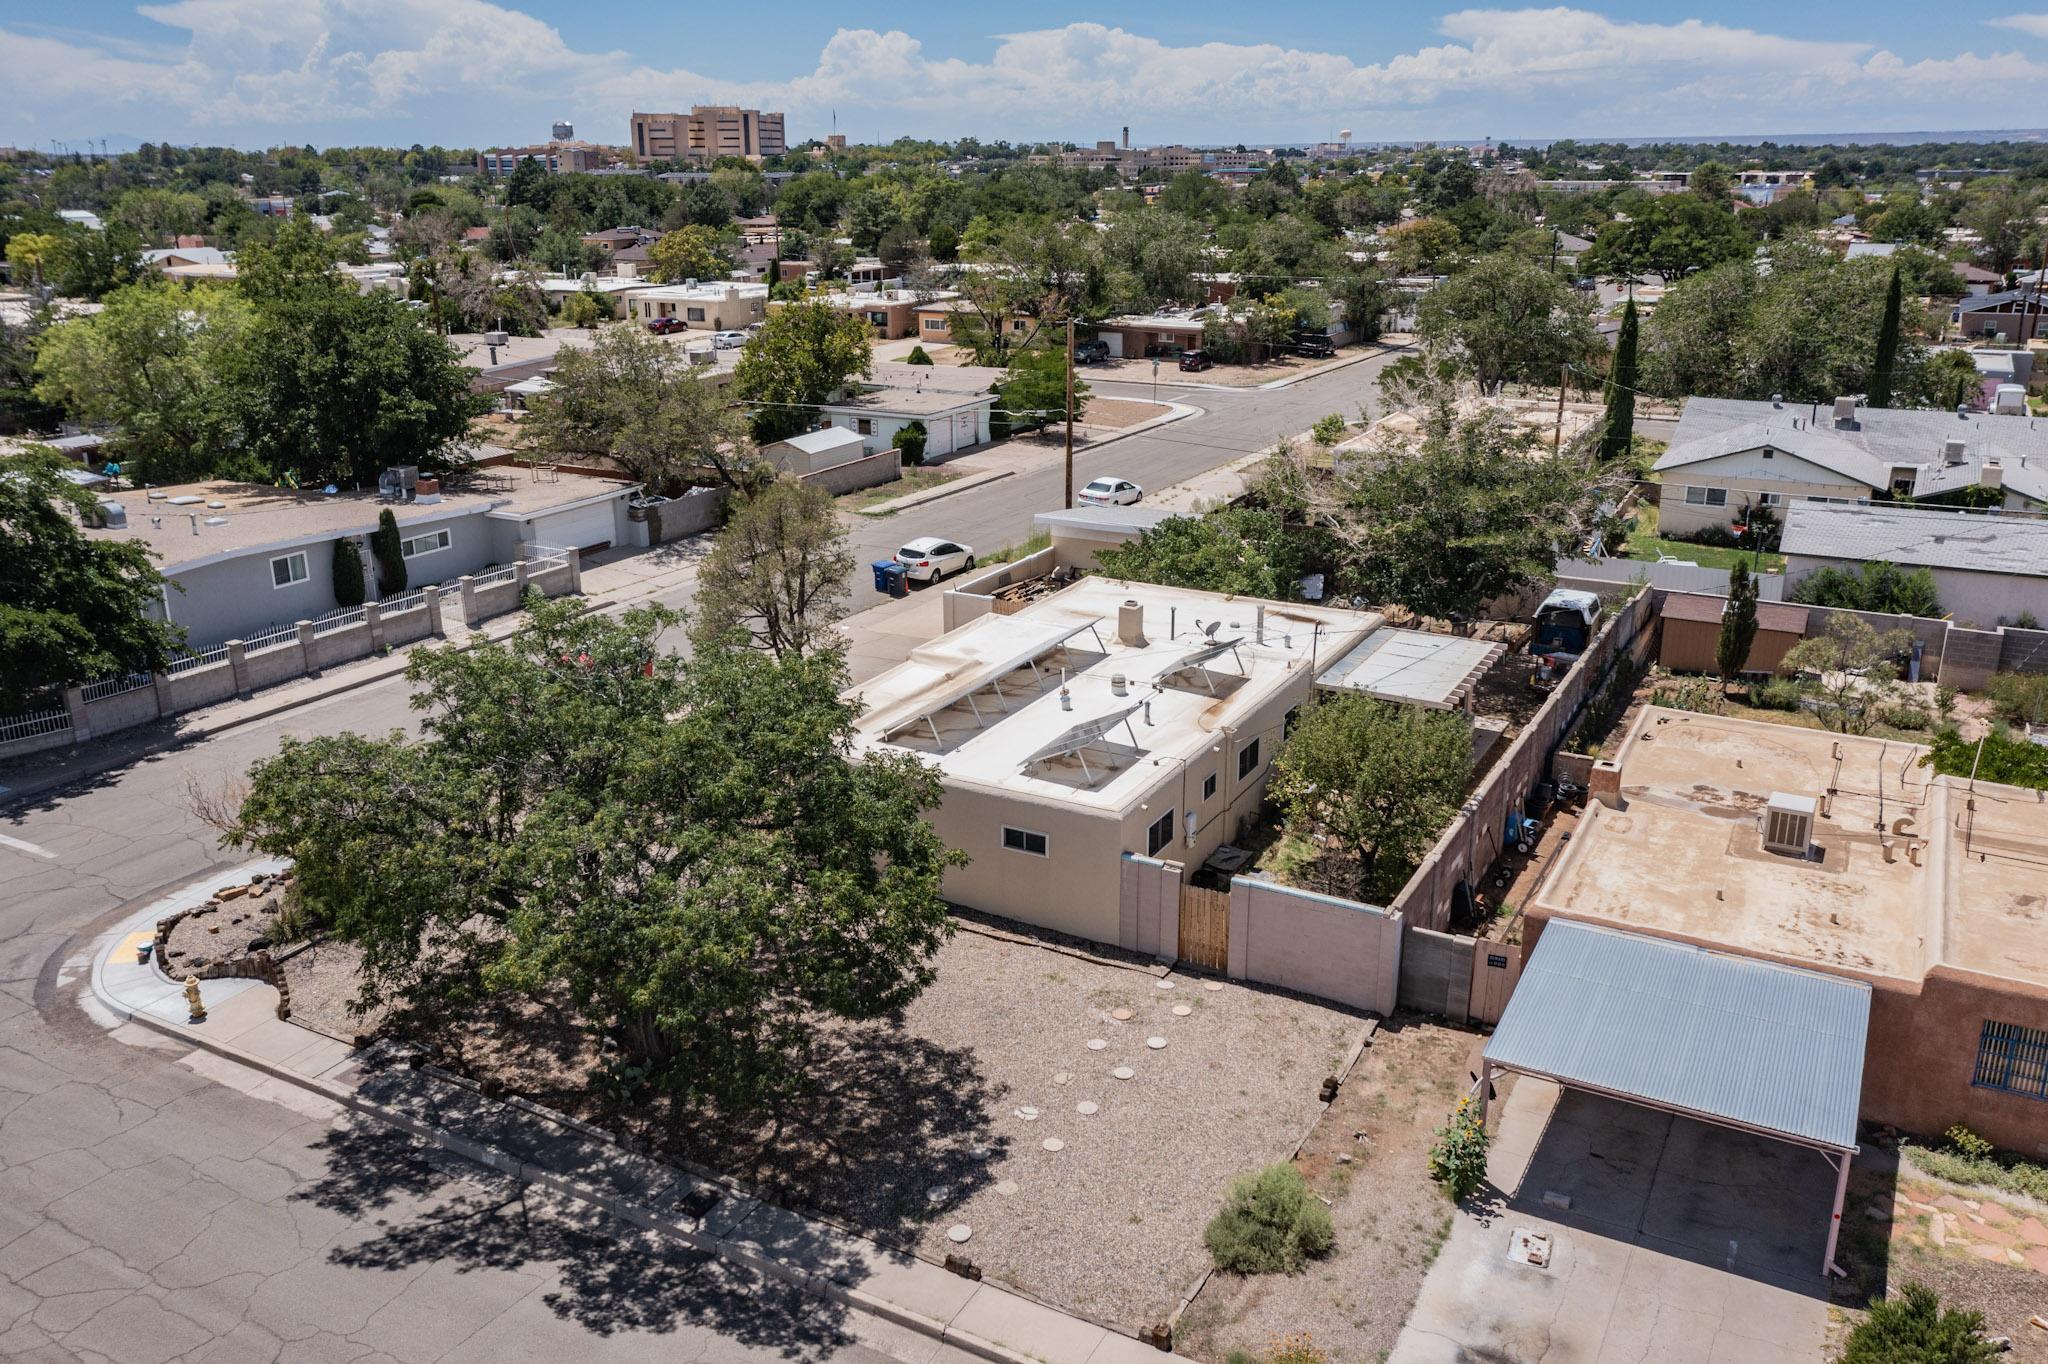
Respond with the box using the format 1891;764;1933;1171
872;559;909;598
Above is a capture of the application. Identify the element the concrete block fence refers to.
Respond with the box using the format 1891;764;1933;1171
0;550;579;765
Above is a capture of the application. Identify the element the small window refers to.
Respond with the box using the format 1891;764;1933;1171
924;318;945;330
1974;1020;2048;1100
1147;809;1177;857
1756;492;1784;507
856;418;873;436
1202;772;1217;800
686;307;705;322
1002;826;1048;857
400;528;451;559
1237;737;1261;779
1683;486;1729;508
270;552;309;588
1761;447;1774;459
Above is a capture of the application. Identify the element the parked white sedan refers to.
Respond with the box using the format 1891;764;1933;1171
711;330;749;349
896;536;975;583
1078;476;1144;506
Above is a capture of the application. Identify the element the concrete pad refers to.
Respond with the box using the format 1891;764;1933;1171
281;1036;351;1077
949;1283;1109;1363
196;985;282;1042
699;1192;763;1241
843;1253;981;1327
725;1201;881;1288
223;1015;333;1069
1513;1088;1670;1233
1086;1331;1179;1363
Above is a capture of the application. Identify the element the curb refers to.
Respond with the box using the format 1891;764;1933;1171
88;883;1191;1364
856;468;1014;517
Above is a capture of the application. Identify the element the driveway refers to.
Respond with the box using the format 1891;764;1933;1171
1391;1078;1834;1364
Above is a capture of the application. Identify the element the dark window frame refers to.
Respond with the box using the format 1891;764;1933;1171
1001;826;1048;857
1973;1019;2048;1101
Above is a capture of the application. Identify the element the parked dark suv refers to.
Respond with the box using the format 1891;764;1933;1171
1073;338;1111;364
1293;334;1336;358
1177;349;1214;372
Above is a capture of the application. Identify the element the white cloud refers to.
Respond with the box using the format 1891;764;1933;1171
5;5;2047;146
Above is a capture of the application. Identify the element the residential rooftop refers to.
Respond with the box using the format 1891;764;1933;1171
80;471;631;570
1316;627;1505;711
826;385;997;418
1661;396;2048;503
846;577;1377;812
1780;502;2048;578
1530;706;2048;990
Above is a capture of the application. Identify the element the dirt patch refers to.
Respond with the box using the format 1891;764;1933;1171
1834;1148;2048;1362
381;919;1368;1334
1175;1015;1478;1363
160;877;293;973
1083;397;1171;430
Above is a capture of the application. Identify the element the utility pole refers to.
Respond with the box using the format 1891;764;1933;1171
1554;362;1569;452
1064;317;1076;509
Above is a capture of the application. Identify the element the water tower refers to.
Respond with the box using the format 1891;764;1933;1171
552;119;574;142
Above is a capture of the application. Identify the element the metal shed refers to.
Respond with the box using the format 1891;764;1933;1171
1481;919;1871;1277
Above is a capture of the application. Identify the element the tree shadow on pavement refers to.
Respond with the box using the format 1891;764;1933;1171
296;1119;859;1354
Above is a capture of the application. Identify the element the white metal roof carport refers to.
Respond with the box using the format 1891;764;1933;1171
1481;919;1872;1277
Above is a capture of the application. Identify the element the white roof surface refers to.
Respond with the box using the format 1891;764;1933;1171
846;577;1377;810
774;427;868;456
1317;627;1506;710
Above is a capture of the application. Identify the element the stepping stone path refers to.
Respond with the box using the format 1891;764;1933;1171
1015;1106;1039;1122
995;1180;1019;1197
1156;980;1175;990
1172;1004;1192;1017
1052;1071;1072;1086
1113;1066;1136;1080
1076;1101;1098;1115
1086;1039;1107;1051
1111;1008;1134;1021
1147;1036;1168;1050
926;1185;951;1204
948;1224;972;1243
1042;1138;1065;1152
1203;981;1223;991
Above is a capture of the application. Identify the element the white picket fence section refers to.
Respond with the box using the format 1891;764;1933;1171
80;673;152;703
168;643;231;676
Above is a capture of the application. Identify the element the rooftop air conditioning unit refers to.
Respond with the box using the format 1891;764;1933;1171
1762;792;1817;857
1833;396;1856;425
1943;437;1968;464
484;330;509;349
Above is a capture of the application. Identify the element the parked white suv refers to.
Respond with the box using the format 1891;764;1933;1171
896;536;975;583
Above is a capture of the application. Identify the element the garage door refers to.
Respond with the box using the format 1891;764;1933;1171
1102;331;1124;358
531;499;617;555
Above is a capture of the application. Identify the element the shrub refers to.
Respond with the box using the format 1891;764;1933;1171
1922;726;2048;790
368;508;406;596
1264;1335;1329;1364
1838;1283;1998;1364
1675;524;1741;550
1664;676;1726;715
1884;704;1932;732
891;419;928;467
330;536;366;608
1989;672;2048;728
1428;1097;1491;1201
1203;1163;1334;1274
905;345;934;366
1310;413;1346;447
1747;678;1803;712
1946;1125;1994;1162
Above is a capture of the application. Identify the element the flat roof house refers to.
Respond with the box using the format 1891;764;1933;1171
1653;396;2048;538
1526;706;2048;1157
845;578;1376;949
818;385;995;460
1779;501;2048;628
82;475;635;648
624;281;768;331
785;288;956;340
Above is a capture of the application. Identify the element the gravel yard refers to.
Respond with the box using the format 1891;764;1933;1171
1175;1015;1478;1363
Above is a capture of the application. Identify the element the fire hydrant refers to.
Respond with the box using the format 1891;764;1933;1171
183;976;206;1023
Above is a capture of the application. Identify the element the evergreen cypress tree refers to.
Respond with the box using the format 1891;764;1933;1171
331;536;366;608
1717;561;1760;684
1600;300;1638;462
1869;266;1901;409
369;509;407;597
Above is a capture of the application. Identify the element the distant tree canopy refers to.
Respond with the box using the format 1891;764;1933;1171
1415;253;1599;393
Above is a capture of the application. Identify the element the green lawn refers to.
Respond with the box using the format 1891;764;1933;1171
1623;535;1785;575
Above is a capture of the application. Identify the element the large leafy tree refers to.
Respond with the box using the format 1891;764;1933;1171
648;224;737;283
692;479;853;659
33;281;255;482
732;300;873;443
0;449;184;711
1580;193;1750;281
1095;507;1319;600
1415;252;1598;393
1270;696;1471;901
225;599;961;1115
1333;402;1616;622
519;324;755;493
995;345;1088;434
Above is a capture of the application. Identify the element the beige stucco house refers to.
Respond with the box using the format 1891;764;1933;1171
843;578;1376;949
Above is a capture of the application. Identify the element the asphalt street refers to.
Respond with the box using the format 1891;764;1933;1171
0;348;1402;1362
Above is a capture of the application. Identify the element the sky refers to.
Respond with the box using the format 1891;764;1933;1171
7;2;2048;152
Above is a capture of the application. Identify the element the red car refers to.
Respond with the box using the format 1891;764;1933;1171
645;317;685;335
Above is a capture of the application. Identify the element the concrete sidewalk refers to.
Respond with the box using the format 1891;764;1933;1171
91;869;1191;1364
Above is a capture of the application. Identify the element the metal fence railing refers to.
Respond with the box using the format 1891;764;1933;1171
81;673;153;703
380;587;429;615
0;706;72;746
312;605;367;637
241;621;301;655
167;643;231;676
470;563;520;588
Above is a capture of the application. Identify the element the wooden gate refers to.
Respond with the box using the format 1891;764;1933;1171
1177;885;1231;973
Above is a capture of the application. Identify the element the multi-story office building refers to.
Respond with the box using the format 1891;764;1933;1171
630;107;786;163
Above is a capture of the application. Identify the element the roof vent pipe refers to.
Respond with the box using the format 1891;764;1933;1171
1118;598;1146;647
1256;605;1266;644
